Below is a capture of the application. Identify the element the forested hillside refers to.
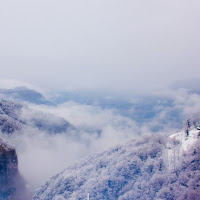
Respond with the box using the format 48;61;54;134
33;130;200;200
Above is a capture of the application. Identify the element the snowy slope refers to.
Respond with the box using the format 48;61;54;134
0;100;23;133
33;132;200;200
0;100;74;134
167;128;200;171
169;129;199;151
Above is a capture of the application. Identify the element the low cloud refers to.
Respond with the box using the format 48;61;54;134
0;101;139;192
1;87;200;193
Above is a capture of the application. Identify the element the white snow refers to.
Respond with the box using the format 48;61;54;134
33;130;200;200
170;128;199;151
167;128;200;171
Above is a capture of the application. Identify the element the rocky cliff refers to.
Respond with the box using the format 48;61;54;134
0;139;30;200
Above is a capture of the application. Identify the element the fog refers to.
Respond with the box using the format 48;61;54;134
0;102;139;191
1;84;200;194
0;1;200;198
0;0;200;92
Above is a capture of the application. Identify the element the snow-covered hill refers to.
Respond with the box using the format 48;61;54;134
33;130;200;200
167;129;200;171
0;100;23;134
0;100;74;135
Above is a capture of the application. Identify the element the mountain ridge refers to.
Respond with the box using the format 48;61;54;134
0;99;74;135
0;87;53;105
33;129;200;200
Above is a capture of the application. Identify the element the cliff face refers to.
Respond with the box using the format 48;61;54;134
0;141;18;199
0;139;30;200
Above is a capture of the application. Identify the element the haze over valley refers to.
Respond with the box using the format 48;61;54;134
0;0;200;199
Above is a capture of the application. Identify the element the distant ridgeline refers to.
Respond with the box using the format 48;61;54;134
0;87;53;105
50;91;184;132
0;100;74;135
33;129;200;200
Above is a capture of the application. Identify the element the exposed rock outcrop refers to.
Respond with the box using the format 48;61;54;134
0;139;30;200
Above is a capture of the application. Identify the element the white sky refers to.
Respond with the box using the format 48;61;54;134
0;0;200;92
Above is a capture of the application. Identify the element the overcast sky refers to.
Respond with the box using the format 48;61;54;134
0;0;200;92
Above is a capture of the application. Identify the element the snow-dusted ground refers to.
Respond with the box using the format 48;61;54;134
0;138;15;151
33;130;200;200
167;128;200;171
170;128;199;151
